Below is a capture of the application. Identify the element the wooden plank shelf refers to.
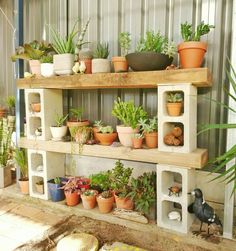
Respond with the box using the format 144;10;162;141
17;68;212;89
18;137;208;169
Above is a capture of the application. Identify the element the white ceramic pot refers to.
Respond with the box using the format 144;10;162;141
92;59;111;73
53;53;74;75
29;60;41;76
50;126;67;141
41;63;54;77
116;125;139;147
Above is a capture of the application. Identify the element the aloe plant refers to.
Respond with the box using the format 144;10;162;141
54;113;68;127
93;42;109;59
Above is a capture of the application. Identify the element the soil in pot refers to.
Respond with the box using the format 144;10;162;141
114;194;134;210
65;191;80;206
112;56;128;72
96;132;118;146
96;195;114;213
116;125;139;147
18;179;29;195
132;137;143;149
166;102;183;116
145;132;158;148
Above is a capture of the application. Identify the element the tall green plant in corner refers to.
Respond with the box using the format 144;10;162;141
198;61;236;194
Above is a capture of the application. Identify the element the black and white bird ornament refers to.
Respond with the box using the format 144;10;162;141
188;188;222;235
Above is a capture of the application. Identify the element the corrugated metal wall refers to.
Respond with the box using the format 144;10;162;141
0;0;233;160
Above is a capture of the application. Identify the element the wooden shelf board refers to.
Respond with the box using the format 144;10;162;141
17;68;212;89
18;138;208;169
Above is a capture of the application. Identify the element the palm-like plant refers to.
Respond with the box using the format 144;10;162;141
198;61;236;194
13;148;28;180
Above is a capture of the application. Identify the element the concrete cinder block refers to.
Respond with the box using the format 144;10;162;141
157;164;196;233
158;84;197;153
25;89;63;140
28;149;65;200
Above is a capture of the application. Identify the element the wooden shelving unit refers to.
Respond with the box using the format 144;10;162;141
18;137;208;169
17;68;212;89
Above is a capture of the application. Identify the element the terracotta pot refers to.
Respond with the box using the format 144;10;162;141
18;179;29;195
0;108;7;118
96;132;117;146
112;56;128;72
114;194;134;210
31;103;41;112
145;132;158;148
29;60;41;75
92;59;111;73
116;125;139;147
178;41;207;68
81;192;97;209
67;120;90;142
132;137;143;149
41;63;54;77
80;59;92;74
53;53;74;75
96;195;114;213
166;102;183;116
50;126;68;141
65;191;80;206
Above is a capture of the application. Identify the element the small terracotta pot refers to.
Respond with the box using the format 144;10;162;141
114;194;134;210
18;179;29;195
166;102;182;116
96;195;114;213
112;56;128;72
80;59;92;74
116;125;139;147
31;103;41;113
81;191;98;209
65;191;80;206
145;132;158;148
96;132;117;146
178;41;207;68
29;60;41;75
0;108;7;118
132;137;143;149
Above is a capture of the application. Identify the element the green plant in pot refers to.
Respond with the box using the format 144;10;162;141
139;116;158;148
40;54;54;77
92;42;111;73
93;120;104;142
96;190;114;214
112;32;131;72
47;177;66;202
178;21;214;68
131;133;144;149
81;189;98;209
50;113;68;141
96;125;117;146
112;97;147;147
126;30;176;71
166;92;183;116
6;96;16;128
13;147;29;194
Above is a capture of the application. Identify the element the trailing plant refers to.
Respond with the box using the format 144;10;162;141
198;61;236;194
181;21;215;42
136;30;176;58
40;54;53;63
98;126;114;134
128;171;156;214
139;116;158;134
112;97;147;129
167;92;183;103
69;108;83;122
89;172;111;192
93;42;109;59
54;113;68;127
13;147;28;180
119;32;131;56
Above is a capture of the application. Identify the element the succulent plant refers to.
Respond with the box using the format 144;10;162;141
167;92;183;103
138;116;158;134
40;54;53;63
119;32;131;56
100;190;113;199
93;120;104;128
98;126;114;134
83;190;96;196
93;42;109;59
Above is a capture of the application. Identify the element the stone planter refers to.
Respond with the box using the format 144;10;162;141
41;63;54;77
53;53;74;75
92;59;111;73
0;165;12;188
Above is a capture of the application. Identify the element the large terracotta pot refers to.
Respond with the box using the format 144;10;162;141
53;53;74;75
145;132;158;148
116;125;139;147
92;59;111;73
18;179;29;195
96;195;114;213
29;60;41;75
81;192;97;209
166;102;182;116
65;191;80;206
132;137;143;149
112;56;128;72
96;132;117;146
114;194;134;210
178;41;207;68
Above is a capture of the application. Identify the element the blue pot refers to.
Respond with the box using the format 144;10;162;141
47;178;66;202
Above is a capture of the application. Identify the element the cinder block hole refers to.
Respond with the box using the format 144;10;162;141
32;176;44;195
161;171;182;197
30;153;43;172
28;92;41;113
163;122;184;147
162;200;182;226
164;91;184;116
29;117;42;137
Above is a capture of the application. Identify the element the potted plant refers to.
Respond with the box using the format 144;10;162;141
50;113;68;141
40;54;54;77
126;30;176;71
128;172;156;219
35;179;44;194
89;171;111;193
93;120;104;142
112;32;131;72
11;40;53;75
78;48;93;74
131;133;143;149
112;97;147;147
77;176;90;191
13;147;29;194
47;177;66;202
178;21;214;68
139;117;158;148
96;190;114;213
166;92;183;116
6;96;16;127
81;189;98;209
92;42;111;73
110;160;134;210
0;118;13;189
61;177;81;206
95;125;117;145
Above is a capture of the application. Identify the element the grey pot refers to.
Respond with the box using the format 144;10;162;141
126;52;173;71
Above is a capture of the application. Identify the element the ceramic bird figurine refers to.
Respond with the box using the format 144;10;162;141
79;61;86;74
72;62;80;74
188;188;222;235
